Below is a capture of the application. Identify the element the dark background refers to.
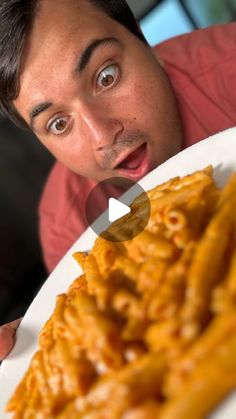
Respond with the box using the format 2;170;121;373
1;0;236;325
0;117;53;323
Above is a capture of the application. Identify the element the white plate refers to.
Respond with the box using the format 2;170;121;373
1;127;236;418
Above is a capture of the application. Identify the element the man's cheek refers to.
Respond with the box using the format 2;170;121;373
131;83;158;117
70;151;97;175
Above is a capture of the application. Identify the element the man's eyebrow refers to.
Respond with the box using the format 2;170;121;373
29;101;53;129
75;37;122;74
28;38;121;129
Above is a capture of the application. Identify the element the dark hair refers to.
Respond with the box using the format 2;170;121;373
0;0;147;130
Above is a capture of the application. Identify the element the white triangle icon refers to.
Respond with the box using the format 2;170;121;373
108;198;131;223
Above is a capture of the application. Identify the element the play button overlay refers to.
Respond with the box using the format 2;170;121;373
85;177;150;242
108;198;131;222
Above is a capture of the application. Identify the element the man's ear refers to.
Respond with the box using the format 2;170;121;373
155;52;165;68
152;48;165;69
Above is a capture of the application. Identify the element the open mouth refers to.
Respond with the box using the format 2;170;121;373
115;143;151;180
116;143;147;170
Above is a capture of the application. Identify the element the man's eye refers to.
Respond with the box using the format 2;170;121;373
48;116;70;135
97;64;119;89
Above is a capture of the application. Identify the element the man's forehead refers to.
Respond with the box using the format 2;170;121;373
34;0;111;36
26;0;122;64
14;0;132;118
16;26;124;120
19;1;119;79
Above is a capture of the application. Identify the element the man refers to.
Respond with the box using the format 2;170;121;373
0;0;236;359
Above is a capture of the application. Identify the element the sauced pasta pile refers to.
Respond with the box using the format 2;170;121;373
6;167;236;418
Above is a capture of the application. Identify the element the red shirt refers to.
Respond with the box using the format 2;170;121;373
39;23;236;272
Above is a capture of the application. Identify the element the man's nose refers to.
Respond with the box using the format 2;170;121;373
78;101;123;150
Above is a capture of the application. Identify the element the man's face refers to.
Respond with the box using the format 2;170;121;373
14;0;183;182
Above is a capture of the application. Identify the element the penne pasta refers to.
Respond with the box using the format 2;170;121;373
6;166;236;418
